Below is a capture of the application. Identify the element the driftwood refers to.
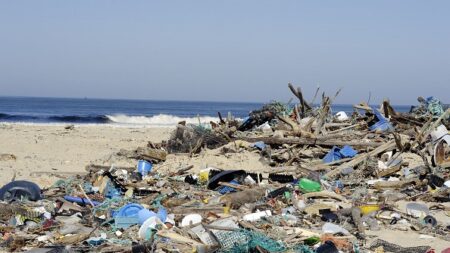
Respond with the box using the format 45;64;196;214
169;165;194;176
58;232;91;245
85;164;135;173
373;178;421;189
277;115;315;138
416;108;450;145
241;136;384;149
302;191;348;203
314;96;331;136
288;83;312;115
156;231;203;246
326;123;364;135
376;163;402;177
136;147;167;161
353;103;372;111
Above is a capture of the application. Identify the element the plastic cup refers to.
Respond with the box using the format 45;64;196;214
137;160;152;176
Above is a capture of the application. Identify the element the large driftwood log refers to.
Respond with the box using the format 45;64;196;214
240;136;384;148
136;147;167;161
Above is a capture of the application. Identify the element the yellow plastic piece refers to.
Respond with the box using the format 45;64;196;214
359;204;380;215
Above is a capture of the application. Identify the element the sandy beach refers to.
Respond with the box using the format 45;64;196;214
0;123;271;187
0;124;172;187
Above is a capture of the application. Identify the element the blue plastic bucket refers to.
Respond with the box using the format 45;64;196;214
117;203;144;217
138;209;156;224
137;160;152;176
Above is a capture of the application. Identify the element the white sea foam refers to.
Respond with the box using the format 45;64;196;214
106;114;220;126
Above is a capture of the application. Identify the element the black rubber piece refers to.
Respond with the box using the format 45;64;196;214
207;170;246;190
268;173;294;183
246;172;263;182
321;211;339;223
0;180;42;201
423;215;437;227
429;174;445;188
267;186;290;198
184;175;198;185
316;240;339;253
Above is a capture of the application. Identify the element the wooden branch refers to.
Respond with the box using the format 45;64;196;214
314;97;331;136
277;115;315;138
136;147;167;161
240;136;384;148
288;83;312;111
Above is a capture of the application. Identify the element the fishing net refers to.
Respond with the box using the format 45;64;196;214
167;124;228;153
217;229;319;253
51;177;83;195
220;229;286;253
238;101;290;131
426;97;444;118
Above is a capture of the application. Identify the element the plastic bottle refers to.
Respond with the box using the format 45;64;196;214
406;203;429;218
299;178;321;193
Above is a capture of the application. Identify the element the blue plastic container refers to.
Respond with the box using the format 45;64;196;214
114;203;145;228
138;209;156;224
116;203;144;217
138;207;168;224
137;160;152;176
115;216;140;229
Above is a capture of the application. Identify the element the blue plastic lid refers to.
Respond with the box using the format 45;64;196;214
116;203;144;217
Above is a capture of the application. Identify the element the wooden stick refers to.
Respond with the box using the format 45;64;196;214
241;136;384;148
326;123;363;135
78;184;95;208
218;182;249;191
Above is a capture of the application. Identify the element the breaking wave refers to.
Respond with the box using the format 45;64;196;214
0;113;219;126
105;114;219;126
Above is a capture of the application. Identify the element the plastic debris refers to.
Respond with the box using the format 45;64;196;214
299;178;322;193
1;86;449;252
322;145;358;163
0;180;42;201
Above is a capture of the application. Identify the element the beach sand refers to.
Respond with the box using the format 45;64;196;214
0;124;173;187
0;124;272;187
0;123;448;251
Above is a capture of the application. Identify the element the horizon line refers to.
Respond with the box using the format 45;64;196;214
0;95;423;107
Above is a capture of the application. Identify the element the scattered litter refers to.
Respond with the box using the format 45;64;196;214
1;85;449;252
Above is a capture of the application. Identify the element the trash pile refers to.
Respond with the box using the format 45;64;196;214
1;84;449;253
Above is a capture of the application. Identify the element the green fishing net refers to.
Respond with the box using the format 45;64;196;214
219;229;316;253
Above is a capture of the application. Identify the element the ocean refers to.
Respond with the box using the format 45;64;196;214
0;97;412;126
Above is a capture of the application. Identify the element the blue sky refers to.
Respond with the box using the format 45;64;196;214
0;1;449;104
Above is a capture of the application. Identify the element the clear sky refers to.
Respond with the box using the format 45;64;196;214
0;1;449;105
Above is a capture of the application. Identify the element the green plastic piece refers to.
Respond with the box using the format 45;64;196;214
298;178;321;193
304;236;320;246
